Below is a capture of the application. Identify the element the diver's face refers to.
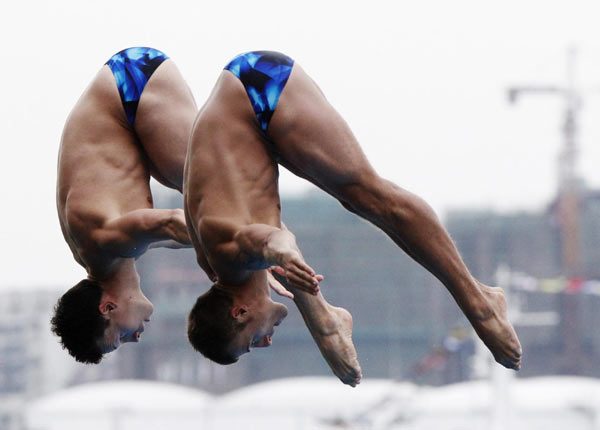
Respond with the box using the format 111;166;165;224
229;299;288;360
100;296;154;354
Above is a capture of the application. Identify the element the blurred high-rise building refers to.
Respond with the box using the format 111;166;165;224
13;183;600;406
105;184;600;391
0;288;76;429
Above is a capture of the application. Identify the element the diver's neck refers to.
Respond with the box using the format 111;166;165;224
217;270;269;301
89;259;141;296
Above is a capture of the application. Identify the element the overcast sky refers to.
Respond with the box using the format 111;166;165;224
2;0;600;289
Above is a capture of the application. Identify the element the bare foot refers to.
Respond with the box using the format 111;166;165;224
467;283;522;370
305;305;362;387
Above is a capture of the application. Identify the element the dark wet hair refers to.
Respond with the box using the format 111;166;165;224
187;285;249;365
50;279;109;364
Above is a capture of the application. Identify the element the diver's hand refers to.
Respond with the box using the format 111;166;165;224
270;264;323;296
264;230;322;295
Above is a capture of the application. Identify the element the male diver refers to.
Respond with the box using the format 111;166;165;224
53;47;197;363
184;51;522;380
53;48;358;381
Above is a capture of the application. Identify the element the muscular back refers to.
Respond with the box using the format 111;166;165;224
57;60;196;278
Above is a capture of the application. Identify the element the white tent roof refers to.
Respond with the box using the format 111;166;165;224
413;375;600;413
25;375;600;430
28;379;212;413
216;376;415;415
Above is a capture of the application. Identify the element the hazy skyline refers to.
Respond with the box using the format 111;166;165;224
3;0;600;289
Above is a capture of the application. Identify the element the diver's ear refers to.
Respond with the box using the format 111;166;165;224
99;301;117;316
231;305;249;321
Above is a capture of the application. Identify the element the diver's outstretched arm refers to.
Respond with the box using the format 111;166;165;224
94;208;190;258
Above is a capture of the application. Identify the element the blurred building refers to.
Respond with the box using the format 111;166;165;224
13;183;600;407
447;189;600;377
119;188;459;393
0;288;76;429
125;184;600;391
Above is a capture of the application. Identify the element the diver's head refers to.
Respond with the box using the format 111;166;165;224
97;288;154;354
51;278;153;363
51;279;108;364
187;283;288;364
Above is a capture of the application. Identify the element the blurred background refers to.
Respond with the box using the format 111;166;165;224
3;0;600;428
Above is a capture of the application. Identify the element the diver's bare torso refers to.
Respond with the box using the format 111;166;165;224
58;60;195;279
184;70;283;283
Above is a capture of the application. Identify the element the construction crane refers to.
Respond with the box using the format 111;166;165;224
507;46;584;374
508;46;582;277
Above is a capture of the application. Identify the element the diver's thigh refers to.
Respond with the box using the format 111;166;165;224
269;64;378;190
135;60;197;189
